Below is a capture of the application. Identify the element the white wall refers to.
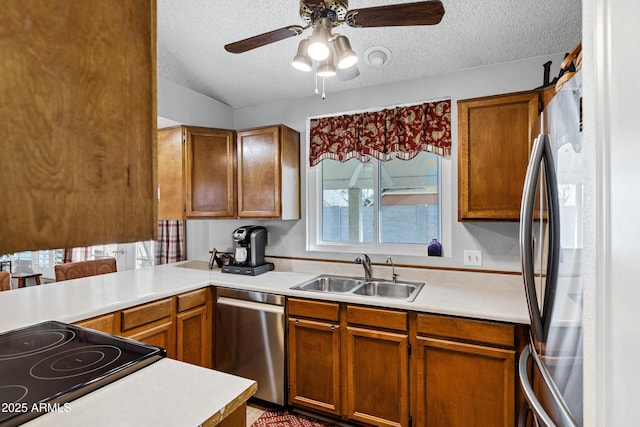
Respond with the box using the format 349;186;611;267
157;77;234;128
585;0;640;425
179;54;565;271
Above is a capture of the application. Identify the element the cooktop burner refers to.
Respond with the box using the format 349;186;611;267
0;329;76;361
0;321;165;426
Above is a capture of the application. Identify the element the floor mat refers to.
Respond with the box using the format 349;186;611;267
250;408;337;427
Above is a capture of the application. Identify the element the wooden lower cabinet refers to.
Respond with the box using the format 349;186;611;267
288;300;524;427
345;326;409;427
287;299;410;426
74;312;116;334
73;288;213;369
124;320;176;359
177;304;212;368
414;337;515;427
288;317;341;415
414;313;520;427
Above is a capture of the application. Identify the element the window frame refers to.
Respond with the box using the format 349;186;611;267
305;117;452;257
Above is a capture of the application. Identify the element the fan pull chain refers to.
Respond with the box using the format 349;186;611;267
314;73;319;95
322;77;326;100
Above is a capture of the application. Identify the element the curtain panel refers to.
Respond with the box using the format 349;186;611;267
309;99;451;166
155;220;186;265
62;247;91;263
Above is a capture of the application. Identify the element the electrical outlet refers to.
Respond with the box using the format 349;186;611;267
463;250;482;266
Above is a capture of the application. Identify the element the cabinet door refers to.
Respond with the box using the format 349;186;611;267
158;127;185;220
237;126;281;218
125;320;176;359
458;92;539;221
176;305;212;368
0;0;156;254
345;326;409;427
415;337;515;427
288;318;341;416
185;127;236;218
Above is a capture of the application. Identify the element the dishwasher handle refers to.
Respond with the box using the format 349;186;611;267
217;296;285;315
216;287;284;306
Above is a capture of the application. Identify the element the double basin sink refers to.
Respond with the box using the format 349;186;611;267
291;274;424;302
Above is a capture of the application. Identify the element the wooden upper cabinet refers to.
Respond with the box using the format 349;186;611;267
158;127;185;220
0;0;157;254
237;125;300;219
158;126;236;219
458;90;540;221
185;127;236;218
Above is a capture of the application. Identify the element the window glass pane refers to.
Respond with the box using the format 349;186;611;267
136;240;155;268
379;152;440;244
322;159;374;243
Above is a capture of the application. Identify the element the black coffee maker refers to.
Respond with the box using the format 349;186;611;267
222;225;274;275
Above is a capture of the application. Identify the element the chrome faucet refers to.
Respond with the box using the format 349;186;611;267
386;256;398;282
355;254;372;281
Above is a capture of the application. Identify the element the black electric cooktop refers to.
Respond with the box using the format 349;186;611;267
0;321;165;426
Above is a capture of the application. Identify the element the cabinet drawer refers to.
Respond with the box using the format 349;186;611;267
121;298;173;332
75;313;116;334
288;298;339;322
347;305;407;332
417;313;515;348
177;288;208;312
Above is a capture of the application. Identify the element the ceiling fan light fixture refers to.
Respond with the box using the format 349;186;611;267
334;35;357;69
317;57;336;78
307;17;332;61
292;38;312;71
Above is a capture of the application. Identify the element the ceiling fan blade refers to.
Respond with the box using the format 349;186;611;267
224;25;305;53
345;1;445;28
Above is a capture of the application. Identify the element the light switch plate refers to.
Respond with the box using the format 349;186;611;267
463;250;482;266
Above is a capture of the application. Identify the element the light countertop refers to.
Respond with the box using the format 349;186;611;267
0;260;531;336
0;259;532;426
24;359;257;427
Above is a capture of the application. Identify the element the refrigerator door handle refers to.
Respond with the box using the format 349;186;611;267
520;135;546;342
520;134;561;344
540;134;561;339
518;344;558;427
527;334;580;427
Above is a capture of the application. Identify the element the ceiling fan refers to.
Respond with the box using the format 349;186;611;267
225;1;445;54
224;1;445;96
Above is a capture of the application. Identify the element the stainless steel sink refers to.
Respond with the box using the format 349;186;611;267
291;275;424;302
352;281;423;301
292;275;364;293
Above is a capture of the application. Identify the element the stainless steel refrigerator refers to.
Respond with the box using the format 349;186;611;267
518;70;583;426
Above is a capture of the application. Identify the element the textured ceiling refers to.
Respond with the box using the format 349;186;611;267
157;0;582;109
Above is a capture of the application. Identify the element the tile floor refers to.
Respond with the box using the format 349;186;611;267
246;403;266;426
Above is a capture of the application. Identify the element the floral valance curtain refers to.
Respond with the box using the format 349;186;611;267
309;99;451;167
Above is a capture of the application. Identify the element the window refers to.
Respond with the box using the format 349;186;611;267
308;151;451;256
5;241;156;280
306;99;452;257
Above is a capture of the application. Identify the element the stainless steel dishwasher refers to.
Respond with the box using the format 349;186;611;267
215;288;285;405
